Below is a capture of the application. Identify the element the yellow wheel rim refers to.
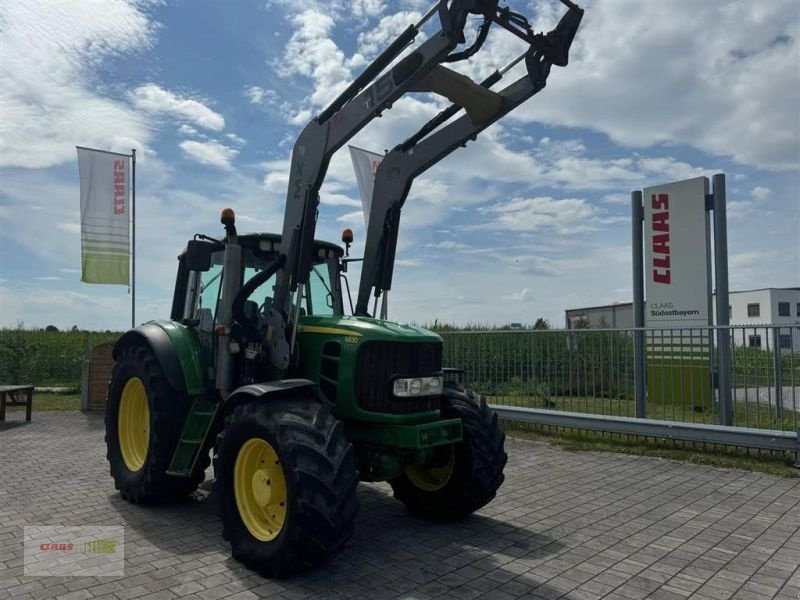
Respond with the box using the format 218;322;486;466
234;438;288;541
405;446;456;492
118;377;150;472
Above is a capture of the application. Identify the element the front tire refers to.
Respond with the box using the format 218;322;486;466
214;397;360;578
105;344;209;504
390;384;506;519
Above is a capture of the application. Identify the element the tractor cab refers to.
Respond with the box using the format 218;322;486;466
171;232;346;326
170;228;352;386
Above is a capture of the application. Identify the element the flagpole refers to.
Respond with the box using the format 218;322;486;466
131;148;136;329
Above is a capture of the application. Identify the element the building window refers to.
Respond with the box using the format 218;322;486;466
797;302;800;317
748;335;762;348
747;303;760;318
779;334;792;349
778;302;790;317
728;305;732;320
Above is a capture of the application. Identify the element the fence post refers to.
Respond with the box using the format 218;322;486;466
712;174;733;426
631;190;646;418
773;328;784;421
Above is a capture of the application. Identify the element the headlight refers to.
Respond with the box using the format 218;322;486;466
393;376;443;398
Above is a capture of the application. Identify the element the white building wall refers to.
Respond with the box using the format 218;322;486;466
565;303;635;329
722;288;800;352
566;288;800;352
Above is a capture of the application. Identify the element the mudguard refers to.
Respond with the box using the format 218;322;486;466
113;321;207;397
223;379;318;415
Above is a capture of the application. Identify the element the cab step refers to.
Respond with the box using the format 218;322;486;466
167;397;218;477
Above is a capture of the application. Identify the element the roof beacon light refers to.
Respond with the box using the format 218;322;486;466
341;228;353;256
220;207;236;225
220;207;237;239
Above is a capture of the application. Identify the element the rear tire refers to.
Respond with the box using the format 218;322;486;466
105;344;209;504
390;383;506;519
213;397;360;578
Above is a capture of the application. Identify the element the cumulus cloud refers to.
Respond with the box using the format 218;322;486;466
516;0;800;171
484;196;598;234
130;83;225;131
0;0;156;168
276;10;352;108
179;140;239;170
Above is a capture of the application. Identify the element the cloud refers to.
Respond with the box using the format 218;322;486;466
178;124;200;136
395;258;421;267
483;196;612;235
502;288;533;303
276;10;352;108
514;0;800;171
225;132;247;145
751;186;771;201
179;140;239;170
245;85;264;104
130;83;225;131
357;10;421;58
0;0;156;168
426;241;470;250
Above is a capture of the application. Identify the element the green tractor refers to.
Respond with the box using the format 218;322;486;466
105;0;582;578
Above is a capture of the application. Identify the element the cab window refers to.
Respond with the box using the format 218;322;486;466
194;252;224;330
306;262;335;316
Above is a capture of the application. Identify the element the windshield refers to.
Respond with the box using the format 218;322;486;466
242;250;340;317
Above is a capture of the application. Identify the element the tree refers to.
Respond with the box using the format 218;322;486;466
45;325;59;332
533;318;550;330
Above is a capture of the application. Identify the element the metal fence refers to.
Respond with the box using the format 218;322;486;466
441;325;800;458
2;325;797;458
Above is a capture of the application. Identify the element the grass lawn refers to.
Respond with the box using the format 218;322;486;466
6;392;81;412
504;424;799;478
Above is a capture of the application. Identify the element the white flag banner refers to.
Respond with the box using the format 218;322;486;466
348;145;383;226
77;147;130;285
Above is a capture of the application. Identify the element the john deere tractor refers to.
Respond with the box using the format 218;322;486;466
106;0;582;577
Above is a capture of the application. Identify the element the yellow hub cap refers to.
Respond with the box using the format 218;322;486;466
118;377;150;472
234;438;288;541
405;446;456;492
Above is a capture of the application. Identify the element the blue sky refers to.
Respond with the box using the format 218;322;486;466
0;0;798;330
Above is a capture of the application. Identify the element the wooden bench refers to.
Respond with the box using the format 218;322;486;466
0;385;34;421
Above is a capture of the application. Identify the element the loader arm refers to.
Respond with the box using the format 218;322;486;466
355;3;583;317
270;0;573;368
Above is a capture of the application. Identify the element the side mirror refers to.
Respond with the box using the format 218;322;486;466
186;240;214;272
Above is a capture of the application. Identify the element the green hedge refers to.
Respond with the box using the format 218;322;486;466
0;329;121;387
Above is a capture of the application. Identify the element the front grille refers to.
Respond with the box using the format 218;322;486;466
355;341;443;414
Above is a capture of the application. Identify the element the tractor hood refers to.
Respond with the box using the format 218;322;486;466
297;315;441;343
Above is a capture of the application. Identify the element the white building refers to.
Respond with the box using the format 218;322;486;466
565;287;800;351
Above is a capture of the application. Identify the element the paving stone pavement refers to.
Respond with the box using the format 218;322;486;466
1;412;799;600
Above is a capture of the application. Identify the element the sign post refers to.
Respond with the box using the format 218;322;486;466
642;177;712;412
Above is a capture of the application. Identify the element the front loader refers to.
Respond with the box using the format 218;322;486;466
105;0;583;578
